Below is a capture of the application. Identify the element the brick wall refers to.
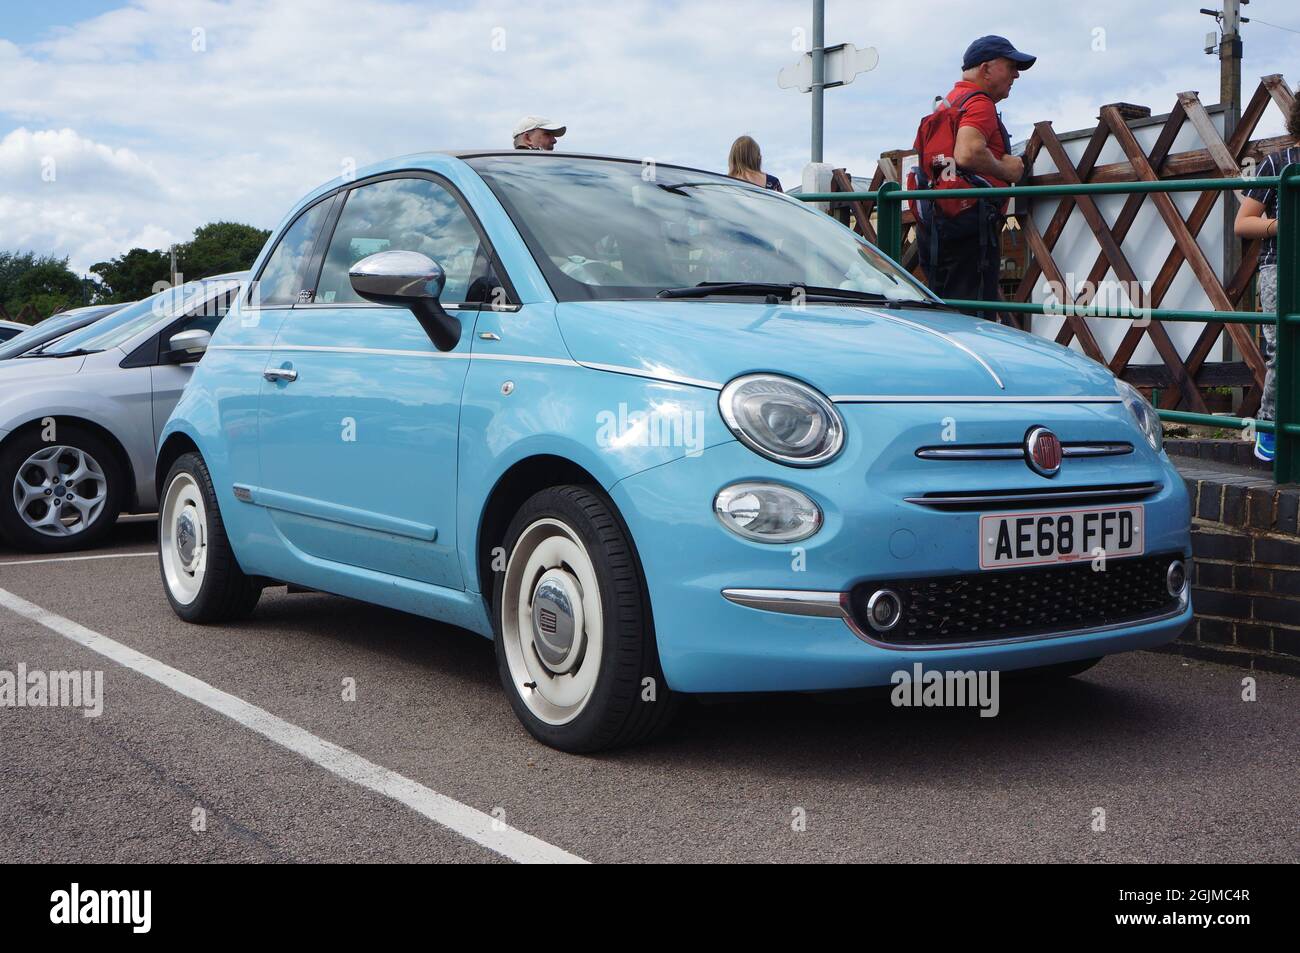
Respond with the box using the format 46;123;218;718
1169;462;1300;676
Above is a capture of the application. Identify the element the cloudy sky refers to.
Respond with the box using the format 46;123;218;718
1;0;1297;274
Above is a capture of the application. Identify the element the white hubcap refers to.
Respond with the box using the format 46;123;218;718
160;472;208;604
501;518;604;725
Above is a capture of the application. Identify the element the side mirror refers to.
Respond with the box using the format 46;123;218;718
168;329;211;360
349;250;460;351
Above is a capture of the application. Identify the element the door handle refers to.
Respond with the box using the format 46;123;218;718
264;367;298;383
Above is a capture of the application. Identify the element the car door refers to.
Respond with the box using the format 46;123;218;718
146;282;240;447
257;173;500;590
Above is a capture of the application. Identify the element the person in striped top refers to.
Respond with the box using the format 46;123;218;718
1235;92;1300;463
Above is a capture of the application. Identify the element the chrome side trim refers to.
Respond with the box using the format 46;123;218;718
209;344;578;367
916;442;1134;461
721;585;1189;652
831;395;1124;404
211;345;713;386
721;588;845;618
575;361;723;390
903;482;1161;506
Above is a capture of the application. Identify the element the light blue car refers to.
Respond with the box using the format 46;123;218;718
157;152;1191;751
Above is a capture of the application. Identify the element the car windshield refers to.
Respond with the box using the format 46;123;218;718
0;305;120;360
37;279;239;355
467;155;935;304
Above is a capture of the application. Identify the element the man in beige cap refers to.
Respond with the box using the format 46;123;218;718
512;116;566;150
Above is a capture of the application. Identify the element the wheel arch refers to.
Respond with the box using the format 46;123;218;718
0;415;139;512
156;430;201;499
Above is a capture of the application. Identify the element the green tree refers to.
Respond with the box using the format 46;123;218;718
179;221;271;279
90;248;171;303
0;252;84;322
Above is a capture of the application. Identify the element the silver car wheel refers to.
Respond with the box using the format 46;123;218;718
160;471;208;605
11;445;109;537
501;517;604;726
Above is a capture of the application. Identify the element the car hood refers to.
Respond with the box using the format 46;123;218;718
0;355;87;386
554;301;1120;398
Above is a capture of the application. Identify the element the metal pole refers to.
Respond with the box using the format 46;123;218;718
876;181;902;263
1220;1;1243;366
1274;163;1298;484
811;0;824;164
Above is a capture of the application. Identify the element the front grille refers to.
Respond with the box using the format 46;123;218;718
847;553;1182;646
905;481;1161;511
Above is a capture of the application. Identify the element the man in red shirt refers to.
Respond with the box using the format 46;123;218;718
920;35;1034;318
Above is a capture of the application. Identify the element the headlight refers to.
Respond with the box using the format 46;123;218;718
1117;379;1163;451
719;374;844;466
714;482;822;543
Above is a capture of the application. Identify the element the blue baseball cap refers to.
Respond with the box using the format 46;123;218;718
962;35;1036;71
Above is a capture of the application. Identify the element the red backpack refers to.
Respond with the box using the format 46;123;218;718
907;90;999;223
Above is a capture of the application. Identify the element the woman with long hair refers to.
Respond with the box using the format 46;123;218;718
728;136;783;192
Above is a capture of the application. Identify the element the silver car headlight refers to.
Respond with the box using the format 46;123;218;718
714;482;822;543
1117;379;1163;452
719;374;844;466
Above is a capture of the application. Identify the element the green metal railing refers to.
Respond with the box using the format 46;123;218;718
794;167;1300;484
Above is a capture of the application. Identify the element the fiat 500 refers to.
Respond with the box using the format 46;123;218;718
156;152;1191;751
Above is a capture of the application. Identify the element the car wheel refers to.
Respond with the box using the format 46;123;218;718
493;485;678;753
159;452;261;623
0;426;124;553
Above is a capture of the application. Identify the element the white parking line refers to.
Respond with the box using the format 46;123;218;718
0;551;156;567
0;587;587;865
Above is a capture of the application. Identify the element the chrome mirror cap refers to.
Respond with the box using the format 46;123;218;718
348;250;446;304
348;251;460;352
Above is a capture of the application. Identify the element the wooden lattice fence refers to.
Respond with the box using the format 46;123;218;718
826;74;1297;416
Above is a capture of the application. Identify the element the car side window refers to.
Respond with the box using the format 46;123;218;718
174;288;237;337
252;200;332;307
313;177;492;306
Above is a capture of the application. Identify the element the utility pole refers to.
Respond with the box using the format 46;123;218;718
1202;1;1248;362
811;0;825;163
169;244;178;288
1220;1;1244;303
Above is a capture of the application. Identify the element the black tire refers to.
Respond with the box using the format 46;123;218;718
1014;656;1103;680
492;485;678;753
0;424;125;553
159;452;261;623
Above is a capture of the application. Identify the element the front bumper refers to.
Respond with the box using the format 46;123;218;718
609;402;1192;694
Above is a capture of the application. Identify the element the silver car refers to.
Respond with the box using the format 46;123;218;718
0;274;244;553
0;320;28;343
0;303;131;361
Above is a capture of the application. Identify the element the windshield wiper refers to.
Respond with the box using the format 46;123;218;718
656;281;949;309
22;348;102;358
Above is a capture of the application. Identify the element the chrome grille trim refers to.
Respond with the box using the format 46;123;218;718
903;481;1161;508
721;589;845;617
915;441;1133;461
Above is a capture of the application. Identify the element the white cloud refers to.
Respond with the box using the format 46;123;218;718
1;0;1295;272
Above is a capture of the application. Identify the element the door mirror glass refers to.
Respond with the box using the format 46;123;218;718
349;251;460;351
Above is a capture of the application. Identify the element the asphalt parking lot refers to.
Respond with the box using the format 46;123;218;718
1;516;1297;864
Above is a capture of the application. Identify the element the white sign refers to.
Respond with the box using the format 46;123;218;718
778;43;879;94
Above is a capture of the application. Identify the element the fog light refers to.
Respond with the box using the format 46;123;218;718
1166;560;1187;597
714;482;821;543
865;589;903;633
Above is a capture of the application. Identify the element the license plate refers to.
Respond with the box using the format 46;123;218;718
979;504;1144;569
